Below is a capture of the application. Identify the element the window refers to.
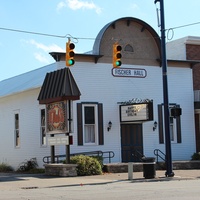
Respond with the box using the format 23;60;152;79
77;103;104;145
83;105;97;144
124;44;134;52
40;109;46;145
14;113;20;147
169;117;174;141
169;115;177;143
158;104;181;144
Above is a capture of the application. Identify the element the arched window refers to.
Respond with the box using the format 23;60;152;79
124;44;134;52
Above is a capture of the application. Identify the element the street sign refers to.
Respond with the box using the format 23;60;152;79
48;136;69;146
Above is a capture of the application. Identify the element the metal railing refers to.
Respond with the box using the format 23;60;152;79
43;150;115;164
100;151;115;163
132;149;145;162
154;149;166;163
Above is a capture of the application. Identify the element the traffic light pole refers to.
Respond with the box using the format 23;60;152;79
154;0;174;177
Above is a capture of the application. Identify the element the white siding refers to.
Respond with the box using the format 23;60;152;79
166;37;187;60
0;89;54;169
70;62;195;162
168;67;195;160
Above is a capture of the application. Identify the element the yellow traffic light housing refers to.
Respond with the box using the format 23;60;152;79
113;43;122;68
66;41;75;66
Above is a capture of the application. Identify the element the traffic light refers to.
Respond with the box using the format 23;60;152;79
113;43;122;68
66;41;75;66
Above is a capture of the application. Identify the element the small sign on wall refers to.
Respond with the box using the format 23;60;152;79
48;135;69;146
120;102;153;122
112;68;147;78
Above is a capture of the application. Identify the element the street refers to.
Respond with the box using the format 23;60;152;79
0;172;200;200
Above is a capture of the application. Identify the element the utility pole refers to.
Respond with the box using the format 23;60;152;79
154;0;174;177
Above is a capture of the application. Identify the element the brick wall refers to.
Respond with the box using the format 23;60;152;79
186;44;200;90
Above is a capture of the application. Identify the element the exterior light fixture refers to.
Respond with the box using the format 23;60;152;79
153;121;157;131
107;121;112;132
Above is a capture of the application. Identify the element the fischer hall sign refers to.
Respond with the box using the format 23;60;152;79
112;68;147;78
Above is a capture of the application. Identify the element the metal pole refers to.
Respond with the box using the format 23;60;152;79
65;133;70;164
65;100;72;164
154;0;174;177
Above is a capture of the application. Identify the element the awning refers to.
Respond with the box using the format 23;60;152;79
38;67;81;104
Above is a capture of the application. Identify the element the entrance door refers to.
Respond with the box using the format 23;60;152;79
121;124;143;162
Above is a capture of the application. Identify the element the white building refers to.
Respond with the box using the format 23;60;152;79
167;36;200;153
0;17;197;169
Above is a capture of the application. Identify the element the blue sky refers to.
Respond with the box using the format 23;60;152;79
0;0;200;81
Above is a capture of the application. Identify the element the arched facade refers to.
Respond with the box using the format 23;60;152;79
93;17;161;66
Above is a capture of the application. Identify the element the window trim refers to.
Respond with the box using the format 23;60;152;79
169;116;177;143
82;104;98;145
40;108;47;146
14;110;20;148
77;102;104;146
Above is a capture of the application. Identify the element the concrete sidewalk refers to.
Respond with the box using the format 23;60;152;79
0;170;200;190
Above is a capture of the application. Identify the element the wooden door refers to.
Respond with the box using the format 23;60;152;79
121;124;143;162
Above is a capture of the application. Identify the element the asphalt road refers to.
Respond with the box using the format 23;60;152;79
0;180;200;200
0;172;200;200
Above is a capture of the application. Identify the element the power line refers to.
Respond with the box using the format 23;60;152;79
0;27;68;38
167;21;200;30
0;27;96;41
166;21;200;41
0;26;156;41
0;20;200;42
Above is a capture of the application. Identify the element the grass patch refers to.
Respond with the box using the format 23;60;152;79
0;163;13;172
28;168;45;174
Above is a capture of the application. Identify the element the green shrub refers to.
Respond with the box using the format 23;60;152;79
191;152;200;160
70;155;102;176
0;163;13;172
91;156;104;169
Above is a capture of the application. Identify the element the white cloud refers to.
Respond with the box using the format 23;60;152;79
28;39;64;52
34;53;49;64
57;1;67;11
130;3;139;11
57;0;102;14
21;39;65;64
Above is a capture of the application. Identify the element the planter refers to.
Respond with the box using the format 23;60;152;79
44;163;77;177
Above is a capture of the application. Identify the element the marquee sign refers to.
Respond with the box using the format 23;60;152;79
46;101;68;134
120;102;153;122
112;68;147;78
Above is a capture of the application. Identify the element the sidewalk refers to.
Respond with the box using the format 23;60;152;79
0;170;200;190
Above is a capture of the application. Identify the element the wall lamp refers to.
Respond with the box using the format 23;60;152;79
107;121;112;132
153;121;157;131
